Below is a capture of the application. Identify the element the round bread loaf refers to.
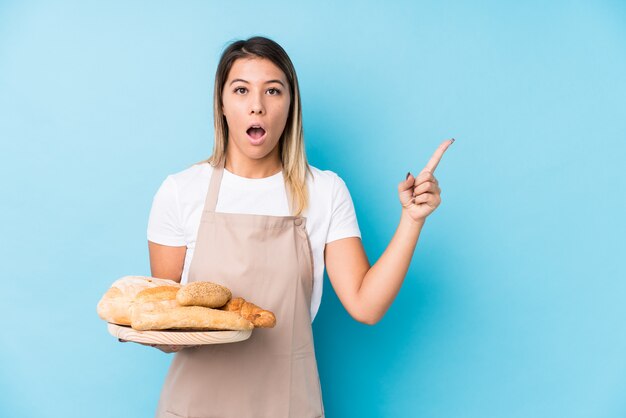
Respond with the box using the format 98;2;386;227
176;281;232;308
96;276;181;325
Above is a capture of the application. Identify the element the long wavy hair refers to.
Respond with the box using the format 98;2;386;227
194;36;311;216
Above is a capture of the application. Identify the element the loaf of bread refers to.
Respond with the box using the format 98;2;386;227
221;297;276;328
128;286;181;320
131;303;254;331
98;276;276;332
135;285;180;303
176;281;232;308
96;276;181;325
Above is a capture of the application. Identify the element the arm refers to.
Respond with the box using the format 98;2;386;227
324;139;453;325
147;175;187;282
324;212;424;325
141;178;189;352
148;241;187;282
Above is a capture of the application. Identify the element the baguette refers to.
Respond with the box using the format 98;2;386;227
129;299;180;321
131;304;254;331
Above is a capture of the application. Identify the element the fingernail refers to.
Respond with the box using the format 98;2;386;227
450;138;455;143
406;172;411;180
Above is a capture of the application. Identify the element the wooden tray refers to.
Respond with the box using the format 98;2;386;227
107;323;252;346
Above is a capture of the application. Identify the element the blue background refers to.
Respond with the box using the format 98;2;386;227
1;1;625;417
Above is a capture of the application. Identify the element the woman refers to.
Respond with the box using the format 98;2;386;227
145;36;453;417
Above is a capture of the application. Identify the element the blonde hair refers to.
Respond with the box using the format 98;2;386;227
193;36;312;216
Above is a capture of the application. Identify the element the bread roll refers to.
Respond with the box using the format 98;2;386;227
131;303;254;331
176;281;232;308
96;276;181;325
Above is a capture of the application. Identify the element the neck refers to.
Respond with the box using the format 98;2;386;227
224;147;282;179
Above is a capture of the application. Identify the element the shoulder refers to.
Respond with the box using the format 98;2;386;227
166;162;213;192
307;164;353;198
308;164;343;190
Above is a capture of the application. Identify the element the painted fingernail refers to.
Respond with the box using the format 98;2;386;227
450;138;455;143
406;172;411;179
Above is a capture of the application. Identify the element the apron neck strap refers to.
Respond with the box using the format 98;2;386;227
206;160;224;212
205;159;295;215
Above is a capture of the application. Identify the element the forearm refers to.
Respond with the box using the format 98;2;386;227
356;210;425;324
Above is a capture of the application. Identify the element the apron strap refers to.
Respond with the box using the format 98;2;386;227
205;161;224;212
204;159;296;215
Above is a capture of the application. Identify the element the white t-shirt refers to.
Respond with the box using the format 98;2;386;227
146;162;361;322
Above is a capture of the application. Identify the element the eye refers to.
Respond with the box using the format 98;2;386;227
234;87;247;94
267;87;281;96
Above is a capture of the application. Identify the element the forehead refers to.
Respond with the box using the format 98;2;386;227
226;57;288;84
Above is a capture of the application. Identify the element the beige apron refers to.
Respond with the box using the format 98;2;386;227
155;161;325;418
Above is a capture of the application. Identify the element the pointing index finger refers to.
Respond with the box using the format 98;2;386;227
422;138;454;174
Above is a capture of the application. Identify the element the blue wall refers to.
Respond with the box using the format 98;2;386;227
1;1;625;417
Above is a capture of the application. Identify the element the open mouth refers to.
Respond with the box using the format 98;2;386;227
246;126;266;140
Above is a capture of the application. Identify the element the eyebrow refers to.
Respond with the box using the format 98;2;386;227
229;78;286;87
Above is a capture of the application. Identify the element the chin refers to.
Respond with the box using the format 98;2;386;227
242;139;280;158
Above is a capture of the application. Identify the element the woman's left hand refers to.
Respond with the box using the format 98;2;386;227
398;139;454;223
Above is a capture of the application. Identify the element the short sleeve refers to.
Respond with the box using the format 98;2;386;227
147;175;186;246
326;174;361;244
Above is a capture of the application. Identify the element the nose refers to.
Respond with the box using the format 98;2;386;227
249;91;265;115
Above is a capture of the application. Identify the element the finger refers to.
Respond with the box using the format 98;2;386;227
422;138;454;174
413;192;440;207
412;181;438;196
398;172;415;192
414;170;436;185
413;193;432;205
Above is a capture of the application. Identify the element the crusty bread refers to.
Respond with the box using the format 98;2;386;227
97;287;129;325
128;299;180;323
131;303;254;331
98;276;275;332
221;297;245;312
176;281;232;308
135;286;180;304
221;297;276;328
96;276;181;325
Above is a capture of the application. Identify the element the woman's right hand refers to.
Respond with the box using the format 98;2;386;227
118;338;196;353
